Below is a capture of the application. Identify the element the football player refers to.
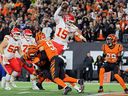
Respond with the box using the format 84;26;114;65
35;32;84;93
15;29;39;90
0;28;23;90
98;34;128;94
37;38;84;95
52;1;86;55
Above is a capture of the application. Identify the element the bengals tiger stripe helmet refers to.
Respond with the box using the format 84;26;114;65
106;34;117;47
27;45;38;59
35;32;46;43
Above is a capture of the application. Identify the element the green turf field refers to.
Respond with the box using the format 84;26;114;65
0;82;127;96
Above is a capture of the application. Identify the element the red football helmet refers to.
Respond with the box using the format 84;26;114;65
106;34;117;47
11;28;21;40
23;29;32;41
63;13;75;23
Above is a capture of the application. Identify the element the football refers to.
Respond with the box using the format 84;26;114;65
61;1;69;9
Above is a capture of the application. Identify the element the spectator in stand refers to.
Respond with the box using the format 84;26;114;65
0;0;128;42
94;55;103;77
83;52;94;82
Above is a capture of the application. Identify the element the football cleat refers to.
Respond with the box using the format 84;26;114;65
10;82;17;88
36;83;45;90
124;88;128;94
74;85;81;93
5;82;11;90
78;79;84;93
32;84;39;90
98;86;104;93
63;86;72;95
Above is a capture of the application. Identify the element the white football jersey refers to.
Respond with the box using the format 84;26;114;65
53;6;76;46
4;35;20;59
19;36;36;53
16;36;36;58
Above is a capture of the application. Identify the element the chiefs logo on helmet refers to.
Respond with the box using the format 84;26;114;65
11;28;21;40
106;34;117;47
63;13;75;23
23;29;32;41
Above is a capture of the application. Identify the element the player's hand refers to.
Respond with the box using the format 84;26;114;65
61;1;69;8
2;55;9;65
82;37;87;42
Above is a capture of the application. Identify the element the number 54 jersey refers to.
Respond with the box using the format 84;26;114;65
102;43;123;63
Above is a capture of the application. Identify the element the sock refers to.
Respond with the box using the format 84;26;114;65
5;74;11;82
11;71;18;77
10;71;18;82
30;74;37;86
114;74;126;90
63;77;77;83
99;68;105;87
54;78;67;88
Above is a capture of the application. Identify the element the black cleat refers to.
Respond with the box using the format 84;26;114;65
98;86;103;93
58;85;63;90
36;83;45;90
124;88;128;94
63;86;72;95
78;79;84;93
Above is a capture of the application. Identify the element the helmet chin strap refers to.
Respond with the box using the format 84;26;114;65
24;35;31;41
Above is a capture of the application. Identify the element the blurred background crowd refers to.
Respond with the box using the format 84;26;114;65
0;0;128;42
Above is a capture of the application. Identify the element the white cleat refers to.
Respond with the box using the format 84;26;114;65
32;85;39;90
5;86;11;90
1;77;6;88
10;82;17;88
5;82;11;90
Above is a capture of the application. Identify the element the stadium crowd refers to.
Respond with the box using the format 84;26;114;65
0;0;128;42
0;0;128;95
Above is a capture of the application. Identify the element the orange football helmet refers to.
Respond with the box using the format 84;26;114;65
106;34;117;47
35;32;46;43
27;45;38;59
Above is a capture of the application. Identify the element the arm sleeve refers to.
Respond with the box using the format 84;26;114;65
54;6;62;24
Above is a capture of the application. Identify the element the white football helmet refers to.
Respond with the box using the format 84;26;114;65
11;28;21;40
23;29;32;41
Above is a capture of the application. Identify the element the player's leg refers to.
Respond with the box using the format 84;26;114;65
23;64;39;90
36;75;45;90
98;62;109;93
10;58;21;88
113;65;128;94
50;57;72;95
4;64;12;90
